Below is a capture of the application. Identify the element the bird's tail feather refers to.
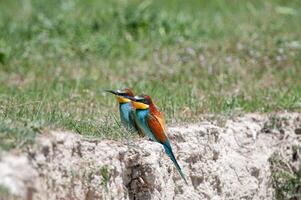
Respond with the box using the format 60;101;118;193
162;142;188;184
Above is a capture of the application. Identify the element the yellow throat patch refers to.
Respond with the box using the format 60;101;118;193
117;96;131;103
132;101;149;110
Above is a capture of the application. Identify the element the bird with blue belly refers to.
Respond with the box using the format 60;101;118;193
129;94;188;184
105;88;142;136
106;89;187;184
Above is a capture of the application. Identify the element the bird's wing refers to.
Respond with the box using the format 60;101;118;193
151;105;166;130
146;113;187;184
146;113;168;143
155;112;166;132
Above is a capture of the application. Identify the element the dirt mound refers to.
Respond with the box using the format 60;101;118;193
0;113;300;200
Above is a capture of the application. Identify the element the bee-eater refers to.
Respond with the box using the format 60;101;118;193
129;95;188;184
105;88;141;134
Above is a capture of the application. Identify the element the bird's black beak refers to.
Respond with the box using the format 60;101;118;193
105;90;119;95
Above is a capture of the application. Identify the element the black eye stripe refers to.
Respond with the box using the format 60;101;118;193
136;99;147;104
118;92;128;96
142;99;149;104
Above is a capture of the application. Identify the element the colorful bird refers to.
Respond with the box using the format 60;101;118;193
129;94;188;184
105;88;141;135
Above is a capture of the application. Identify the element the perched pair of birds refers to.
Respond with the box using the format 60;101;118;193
106;88;187;184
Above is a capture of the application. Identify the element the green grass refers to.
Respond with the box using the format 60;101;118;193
0;0;301;150
270;148;301;200
100;166;110;192
0;184;10;196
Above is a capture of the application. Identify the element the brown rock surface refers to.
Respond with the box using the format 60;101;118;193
0;113;300;200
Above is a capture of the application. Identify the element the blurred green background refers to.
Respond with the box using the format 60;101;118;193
0;0;301;150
